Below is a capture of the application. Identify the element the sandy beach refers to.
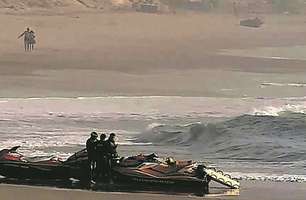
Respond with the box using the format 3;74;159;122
1;11;306;98
0;181;306;200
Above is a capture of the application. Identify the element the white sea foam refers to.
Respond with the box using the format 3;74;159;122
282;96;306;101
220;45;306;61
118;142;152;146
0;96;305;120
146;123;165;130
251;104;306;116
231;172;306;183
267;56;291;60
261;82;306;87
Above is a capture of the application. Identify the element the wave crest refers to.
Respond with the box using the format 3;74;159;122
251;104;306;116
137;113;306;163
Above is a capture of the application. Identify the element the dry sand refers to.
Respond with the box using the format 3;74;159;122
0;181;306;200
1;11;306;98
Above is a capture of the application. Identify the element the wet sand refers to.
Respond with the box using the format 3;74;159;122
1;12;306;98
0;181;306;200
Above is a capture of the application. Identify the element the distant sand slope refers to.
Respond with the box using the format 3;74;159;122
0;0;73;8
0;0;112;9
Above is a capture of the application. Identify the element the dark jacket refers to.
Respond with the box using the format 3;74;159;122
96;140;107;157
105;139;118;157
86;138;97;160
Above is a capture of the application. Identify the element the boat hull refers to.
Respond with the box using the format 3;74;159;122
0;161;69;179
111;169;209;195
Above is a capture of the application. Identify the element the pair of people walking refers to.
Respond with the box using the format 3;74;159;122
86;132;118;184
18;27;36;51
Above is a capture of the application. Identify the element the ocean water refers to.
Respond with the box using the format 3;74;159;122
0;96;305;182
219;45;306;61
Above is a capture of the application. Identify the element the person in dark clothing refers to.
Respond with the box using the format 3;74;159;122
86;131;98;183
95;133;107;180
105;133;118;182
29;30;36;51
106;133;118;158
18;28;31;51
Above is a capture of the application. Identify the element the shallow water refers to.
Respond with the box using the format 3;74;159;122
220;45;306;61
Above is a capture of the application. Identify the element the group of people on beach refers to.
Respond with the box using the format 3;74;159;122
86;132;118;184
18;27;36;52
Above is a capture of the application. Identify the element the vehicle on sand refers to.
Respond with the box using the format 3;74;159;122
131;0;159;13
240;17;264;28
0;146;239;196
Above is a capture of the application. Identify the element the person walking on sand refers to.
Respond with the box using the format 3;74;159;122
29;30;36;51
18;28;31;51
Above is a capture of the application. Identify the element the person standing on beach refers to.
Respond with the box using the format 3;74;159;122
86;132;98;184
105;133;118;182
95;133;107;180
29;30;36;51
18;28;31;51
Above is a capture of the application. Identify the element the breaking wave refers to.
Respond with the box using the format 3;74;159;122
137;112;306;164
